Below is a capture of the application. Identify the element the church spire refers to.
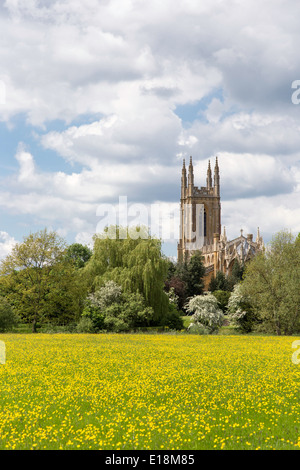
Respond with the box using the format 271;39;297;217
181;158;187;198
214;156;220;196
256;227;263;247
188;156;194;195
222;225;227;242
206;160;212;189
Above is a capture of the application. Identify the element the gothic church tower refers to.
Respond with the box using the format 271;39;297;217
178;156;221;263
177;156;264;289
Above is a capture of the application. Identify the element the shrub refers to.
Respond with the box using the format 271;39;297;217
103;292;154;332
186;293;224;334
166;287;179;307
163;304;184;330
227;283;257;333
76;317;95;333
88;281;122;310
82;282;154;332
82;281;122;331
82;301;105;332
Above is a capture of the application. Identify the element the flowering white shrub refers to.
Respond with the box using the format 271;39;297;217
87;281;122;310
227;283;247;322
186;293;224;333
227;283;256;333
166;287;179;306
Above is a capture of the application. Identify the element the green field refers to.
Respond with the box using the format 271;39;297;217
0;333;300;450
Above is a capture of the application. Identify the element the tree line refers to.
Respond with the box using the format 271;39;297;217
0;226;182;333
0;226;299;336
183;230;300;336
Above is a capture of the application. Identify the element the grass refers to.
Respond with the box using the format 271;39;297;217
0;333;300;450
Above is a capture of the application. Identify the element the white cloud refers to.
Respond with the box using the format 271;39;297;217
0;0;300;254
222;191;300;243
179;110;300;163
0;232;17;259
212;152;296;199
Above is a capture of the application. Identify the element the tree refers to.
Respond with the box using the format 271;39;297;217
208;271;231;292
212;290;231;313
164;276;187;311
0;229;84;332
0;297;19;332
229;259;245;284
165;258;177;280
166;252;205;310
65;243;92;269
241;230;300;335
209;260;245;293
83;226;170;325
184;252;206;298
42;260;86;327
186;293;224;334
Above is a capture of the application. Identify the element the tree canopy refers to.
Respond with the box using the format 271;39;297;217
65;243;92;269
165;251;206;310
83;226;170;324
241;230;300;335
0;229;85;331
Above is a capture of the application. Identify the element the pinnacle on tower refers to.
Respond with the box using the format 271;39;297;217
181;158;187;198
214;156;219;175
182;158;186;179
206;160;212;189
188;156;194;187
214;156;220;195
256;227;261;243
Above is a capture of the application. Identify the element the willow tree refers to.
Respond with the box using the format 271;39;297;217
84;226;169;324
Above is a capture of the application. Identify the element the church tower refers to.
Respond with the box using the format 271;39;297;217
177;156;221;263
177;156;264;289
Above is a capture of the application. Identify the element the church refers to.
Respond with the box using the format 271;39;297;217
177;156;264;288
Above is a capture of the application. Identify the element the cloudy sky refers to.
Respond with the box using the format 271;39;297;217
0;0;300;258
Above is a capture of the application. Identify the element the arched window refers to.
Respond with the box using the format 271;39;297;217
204;209;207;237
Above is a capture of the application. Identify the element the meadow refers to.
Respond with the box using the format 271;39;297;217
0;333;300;450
